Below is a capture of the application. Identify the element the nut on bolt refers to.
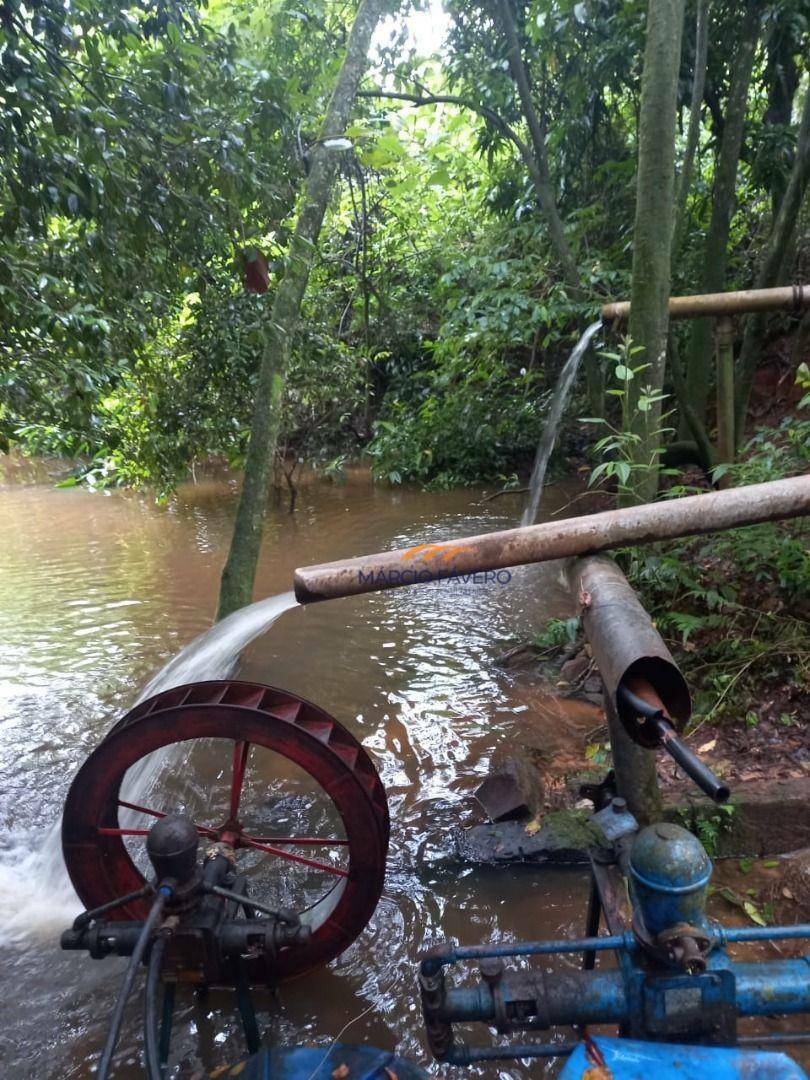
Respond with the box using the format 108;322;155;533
479;957;504;984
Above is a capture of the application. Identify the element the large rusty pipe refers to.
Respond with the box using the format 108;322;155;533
570;556;729;815
293;474;810;603
568;556;690;729
602;283;809;323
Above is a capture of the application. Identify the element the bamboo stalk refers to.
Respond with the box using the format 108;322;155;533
715;315;736;475
602;283;809;323
293;474;810;603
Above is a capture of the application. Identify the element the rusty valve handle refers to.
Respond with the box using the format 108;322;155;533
618;680;730;803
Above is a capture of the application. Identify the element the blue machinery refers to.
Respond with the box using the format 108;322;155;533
414;555;810;1077
419;808;810;1077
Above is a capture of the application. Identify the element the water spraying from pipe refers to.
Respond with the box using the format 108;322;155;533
521;320;602;527
0;592;298;945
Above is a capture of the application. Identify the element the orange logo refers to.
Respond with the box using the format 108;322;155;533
401;542;473;565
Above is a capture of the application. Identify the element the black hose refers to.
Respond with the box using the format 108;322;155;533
73;885;152;929
144;933;168;1079
97;887;170;1080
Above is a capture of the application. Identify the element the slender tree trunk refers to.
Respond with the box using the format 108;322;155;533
672;0;710;252
217;0;388;619
622;0;685;506
495;0;579;289
682;2;760;429
495;0;604;415
762;12;801;219
667;336;715;476
735;87;810;440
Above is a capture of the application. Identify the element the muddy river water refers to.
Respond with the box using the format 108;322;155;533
6;462;797;1078
0;462;605;1077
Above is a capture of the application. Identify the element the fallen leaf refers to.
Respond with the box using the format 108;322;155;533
524;817;543;836
783;887;795;900
332;1066;350;1079
384;1069;399;1080
583;1068;613;1080
698;739;717;753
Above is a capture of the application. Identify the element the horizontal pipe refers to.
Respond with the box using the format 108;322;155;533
294;474;810;603
734;959;810;1017
440;970;629;1027
422;933;632;974
719;925;810;946
440;958;810;1030
602;283;809;323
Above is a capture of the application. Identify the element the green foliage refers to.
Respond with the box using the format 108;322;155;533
0;0;349;474
582;335;677;497
534;616;581;651
619;416;810;727
1;0;808;509
367;218;588;486
674;803;736;859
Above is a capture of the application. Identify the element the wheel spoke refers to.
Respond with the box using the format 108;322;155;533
117;799;217;839
247;836;349;847
118;799;165;819
241;837;348;878
230;740;251;819
98;827;151;837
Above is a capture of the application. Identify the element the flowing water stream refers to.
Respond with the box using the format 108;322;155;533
0;590;300;951
0;463;599;1077
521;320;602;527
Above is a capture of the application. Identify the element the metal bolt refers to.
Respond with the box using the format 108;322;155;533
479;957;504;985
612;798;627;814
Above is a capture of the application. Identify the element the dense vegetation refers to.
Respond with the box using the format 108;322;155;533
3;0;806;491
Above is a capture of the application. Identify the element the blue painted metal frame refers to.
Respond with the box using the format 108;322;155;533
423;927;810;1065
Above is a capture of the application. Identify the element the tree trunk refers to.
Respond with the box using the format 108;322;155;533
216;0;388;619
622;0;686;505
735;87;810;440
762;11;801;219
667;336;714;477
682;2;760;430
495;0;579;290
672;0;710;252
495;0;603;415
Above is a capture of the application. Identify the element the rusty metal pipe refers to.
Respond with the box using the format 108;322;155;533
293;474;810;603
568;556;690;731
602;283;809;323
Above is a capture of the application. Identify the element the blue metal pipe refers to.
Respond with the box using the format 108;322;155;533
440;970;628;1026
439;958;810;1031
420;934;633;975
423;924;810;977
444;1042;577;1064
734;960;810;1017
719;925;810;946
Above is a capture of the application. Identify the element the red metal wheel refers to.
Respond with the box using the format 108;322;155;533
62;680;389;981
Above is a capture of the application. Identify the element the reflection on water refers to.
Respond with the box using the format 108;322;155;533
0;464;591;1077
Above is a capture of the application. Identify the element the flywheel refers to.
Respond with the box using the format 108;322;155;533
62;680;389;980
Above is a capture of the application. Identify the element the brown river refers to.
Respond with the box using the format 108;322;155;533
0;461;613;1076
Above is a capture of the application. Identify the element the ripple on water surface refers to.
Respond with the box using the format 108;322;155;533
0;470;587;1078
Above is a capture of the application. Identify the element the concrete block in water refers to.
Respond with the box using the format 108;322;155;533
474;751;545;822
458;810;598;865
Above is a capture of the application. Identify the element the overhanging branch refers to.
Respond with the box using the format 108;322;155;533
357;88;530;157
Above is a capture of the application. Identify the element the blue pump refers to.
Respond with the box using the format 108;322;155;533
419;802;810;1077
